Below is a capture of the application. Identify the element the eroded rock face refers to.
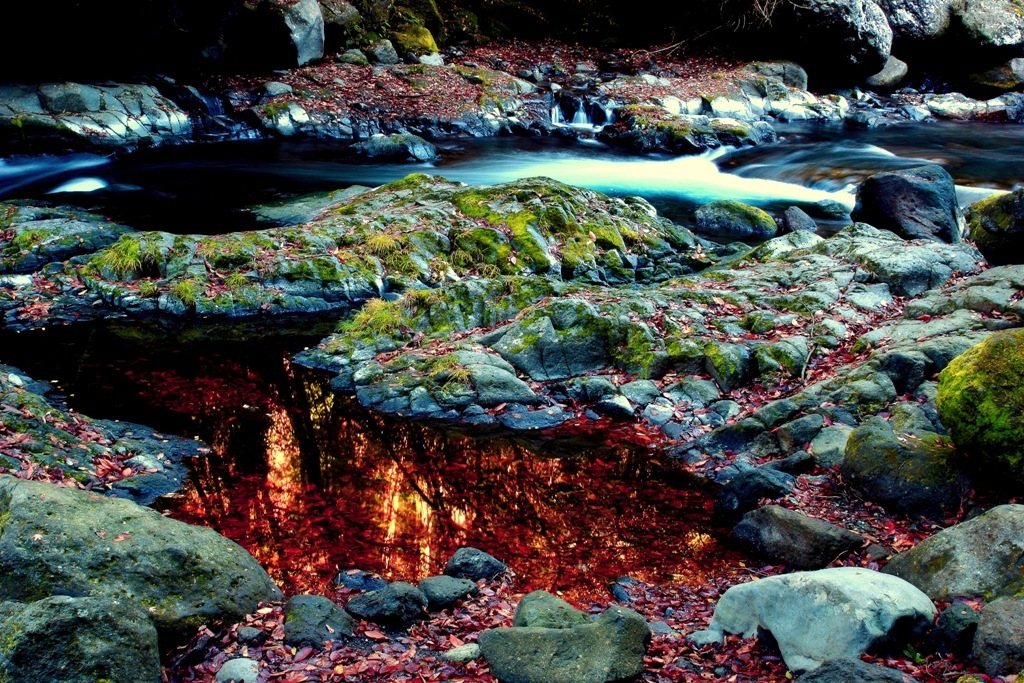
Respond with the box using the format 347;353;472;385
883;504;1024;600
697;567;936;671
0;595;161;683
478;605;650;683
0;476;283;634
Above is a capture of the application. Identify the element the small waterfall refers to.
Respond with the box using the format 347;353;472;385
571;106;590;126
550;106;565;126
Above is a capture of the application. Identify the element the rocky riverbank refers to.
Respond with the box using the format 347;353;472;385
1;151;1024;680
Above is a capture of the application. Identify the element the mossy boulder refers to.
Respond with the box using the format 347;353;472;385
0;595;160;683
391;24;438;55
478;605;650;683
284;594;356;647
937;328;1024;487
883;504;1024;600
0;477;282;635
841;416;970;518
965;189;1024;265
694;200;779;240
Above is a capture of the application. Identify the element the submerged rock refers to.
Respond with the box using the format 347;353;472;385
352;133;438;162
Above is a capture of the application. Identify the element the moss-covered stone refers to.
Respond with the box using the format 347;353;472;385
694;200;779;240
391;24;438;54
965;189;1024;265
937;328;1024;487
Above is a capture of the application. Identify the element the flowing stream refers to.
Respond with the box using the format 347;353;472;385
1;121;1023;598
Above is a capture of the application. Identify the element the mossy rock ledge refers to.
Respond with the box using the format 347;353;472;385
936;328;1024;487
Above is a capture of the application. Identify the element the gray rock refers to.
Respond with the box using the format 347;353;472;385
352;133;437;162
865;55;909;89
498;404;571;430
285;594;356;646
973;596;1024;676
443;643;482;662
810;424;854;466
344;581;427;625
595;395;635;420
782;0;893;79
478;605;650;683
0;476;282;635
715;468;796;520
748;61;810;90
263;81;294;97
875;0;960;40
851;166;966;243
705;567;936;671
694;200;779;239
619;380;661;406
841;417;969;517
217;658;260;683
783;206;819;233
513;591;591;629
367;39;400;64
419;52;445;66
236;626;270;646
733;505;864;569
38;82;102;114
798;658;915;682
928;603;980;657
333;568;388;592
336;48;369;65
704;341;755;392
777;414;826;452
956;0;1024;49
445;547;507;581
965;187;1024;266
281;0;326;66
883;504;1024;600
418;575;478;610
0;595;160;683
469;363;539;406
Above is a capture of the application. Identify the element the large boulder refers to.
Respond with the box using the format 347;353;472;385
851;166;966;243
0;595;160;683
0;477;282;634
352;133;438;162
478;605;650;683
965;189;1024;265
973;596;1024;676
936;329;1024;486
779;0;894;81
226;0;326;67
732;505;865;569
955;0;1024;50
883;504;1024;600
874;0;961;41
694;200;779;240
841;417;969;518
694;567;936;671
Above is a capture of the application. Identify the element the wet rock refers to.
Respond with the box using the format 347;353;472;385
0;595;160;683
694;567;935;672
285;595;356;646
776;414;825;452
445;547;507;581
973;597;1024;676
779;0;893;81
783;206;818;232
344;582;427;626
970;57;1024;93
217;657;260;683
715;468;796;521
841;417;969;518
937;328;1024;486
513;591;590;629
732;505;864;569
851;166;965;243
0;476;282;635
883;504;1024;600
694;200;779;239
928;603;980;657
352;133;437;162
797;658;915;682
479;605;650;683
418;575;478;611
965;188;1024;265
